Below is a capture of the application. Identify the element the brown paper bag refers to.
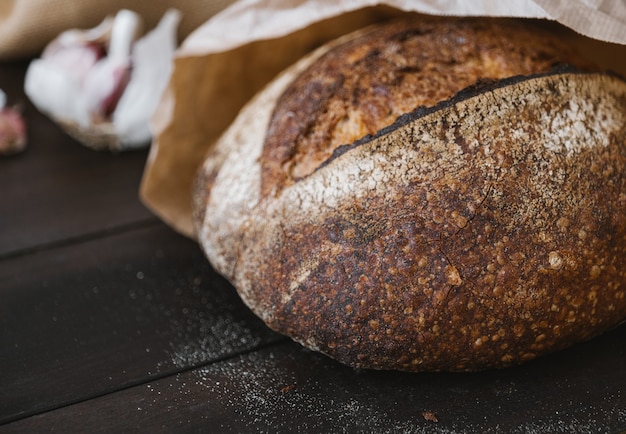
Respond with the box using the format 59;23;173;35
140;0;626;239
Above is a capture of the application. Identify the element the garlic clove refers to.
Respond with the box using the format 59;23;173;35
38;16;112;88
24;9;178;151
42;44;104;86
112;9;182;148
25;58;90;127
80;9;140;121
106;9;143;61
0;89;27;156
24;10;140;141
82;56;132;121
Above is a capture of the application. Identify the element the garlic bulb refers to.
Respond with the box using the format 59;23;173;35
0;89;27;156
24;9;181;151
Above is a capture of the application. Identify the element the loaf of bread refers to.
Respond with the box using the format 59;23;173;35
193;16;626;371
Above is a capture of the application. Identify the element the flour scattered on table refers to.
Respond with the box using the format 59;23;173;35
167;278;270;368
190;349;458;433
169;312;264;368
137;345;626;433
175;347;625;433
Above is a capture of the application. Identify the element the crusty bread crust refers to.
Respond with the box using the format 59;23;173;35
194;17;626;371
260;17;593;196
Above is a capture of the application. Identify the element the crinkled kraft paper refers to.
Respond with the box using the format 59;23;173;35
140;0;626;239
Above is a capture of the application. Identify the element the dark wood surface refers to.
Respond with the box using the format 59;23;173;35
1;61;625;434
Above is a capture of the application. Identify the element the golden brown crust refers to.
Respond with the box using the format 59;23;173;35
260;17;594;197
193;17;626;372
235;72;626;371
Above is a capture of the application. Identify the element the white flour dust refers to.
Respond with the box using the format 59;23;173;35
189;350;458;434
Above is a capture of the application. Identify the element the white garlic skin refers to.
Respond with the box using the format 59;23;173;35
24;9;180;151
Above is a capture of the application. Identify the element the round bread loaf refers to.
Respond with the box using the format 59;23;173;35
193;16;626;371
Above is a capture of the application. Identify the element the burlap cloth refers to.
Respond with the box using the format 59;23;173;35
0;0;235;60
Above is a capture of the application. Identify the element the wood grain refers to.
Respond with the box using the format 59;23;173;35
0;223;281;424
1;57;624;434
0;61;154;258
4;326;626;433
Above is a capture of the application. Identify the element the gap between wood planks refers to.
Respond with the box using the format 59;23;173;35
0;217;162;262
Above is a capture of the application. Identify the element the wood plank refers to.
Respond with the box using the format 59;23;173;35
0;224;282;424
2;56;625;434
0;61;154;257
4;324;625;433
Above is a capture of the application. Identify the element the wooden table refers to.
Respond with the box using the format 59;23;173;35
1;60;625;433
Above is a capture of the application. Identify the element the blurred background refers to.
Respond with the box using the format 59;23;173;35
0;0;236;61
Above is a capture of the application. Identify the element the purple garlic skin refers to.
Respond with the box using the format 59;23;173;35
23;9;181;151
0;90;27;156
